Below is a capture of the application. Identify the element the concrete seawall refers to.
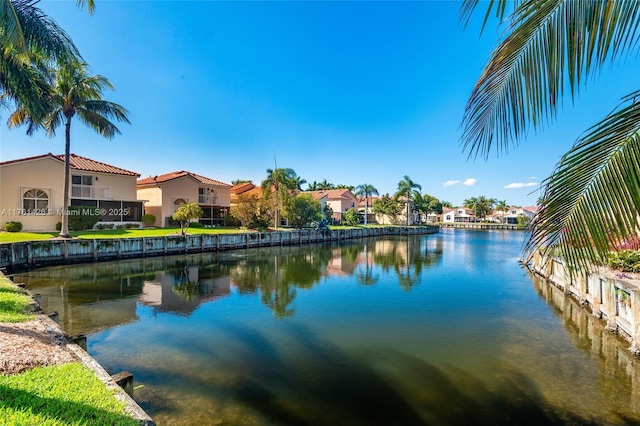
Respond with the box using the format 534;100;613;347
0;226;439;271
528;252;640;355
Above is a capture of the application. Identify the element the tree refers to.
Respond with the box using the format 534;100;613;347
8;61;130;238
317;179;334;190
262;167;298;229
441;201;453;209
413;192;442;223
1;1;85;122
463;196;495;220
293;176;307;191
172;202;203;235
282;194;322;229
395;175;421;226
354;183;379;227
372;194;402;225
495;200;508;224
231;193;273;230
342;208;360;226
460;1;640;270
335;184;355;190
231;179;252;185
307;181;319;191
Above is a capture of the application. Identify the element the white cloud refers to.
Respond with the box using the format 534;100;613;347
444;180;461;187
463;178;477;186
504;182;538;189
528;176;537;180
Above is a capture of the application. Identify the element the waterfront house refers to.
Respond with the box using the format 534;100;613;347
442;208;476;223
137;171;231;227
0;153;142;231
502;206;538;224
230;182;259;206
304;189;358;224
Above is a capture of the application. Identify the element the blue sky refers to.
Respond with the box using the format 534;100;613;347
2;1;638;207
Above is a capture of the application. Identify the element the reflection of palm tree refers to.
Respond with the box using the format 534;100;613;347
355;243;379;286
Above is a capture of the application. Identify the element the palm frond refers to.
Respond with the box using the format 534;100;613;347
459;0;511;33
460;0;640;159
82;100;131;124
528;94;640;271
76;108;122;139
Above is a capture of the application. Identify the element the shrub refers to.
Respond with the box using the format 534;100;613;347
115;224;126;230
189;222;204;228
607;250;640;273
3;221;23;232
141;213;156;227
124;223;140;229
342;208;360;226
67;206;100;231
55;222;62;231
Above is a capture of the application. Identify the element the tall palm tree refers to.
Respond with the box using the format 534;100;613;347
8;61;130;238
463;196;495;221
317;179;334;190
293;176;307;191
495;200;508;224
1;0;93;120
460;1;640;270
262;167;298;229
354;183;379;227
307;181;319;191
395;175;421;226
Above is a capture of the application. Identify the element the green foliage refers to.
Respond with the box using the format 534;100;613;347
231;194;273;230
262;167;300;229
283;194;322;229
3;221;23;232
0;363;139;426
141;213;156;227
189;222;204;228
55;222;62;231
463;196;495;219
516;215;530;230
342;208;360;226
372;194;403;225
223;212;240;227
172;202;203;235
607;250;640;273
395;175;421;225
0;277;35;323
67;206;100;231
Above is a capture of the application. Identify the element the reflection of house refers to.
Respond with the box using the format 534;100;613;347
137;171;231;227
442;208;476;223
304;189;358;223
139;268;231;315
0;153;142;231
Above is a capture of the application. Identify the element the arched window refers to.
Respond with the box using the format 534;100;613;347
22;188;49;214
172;198;187;213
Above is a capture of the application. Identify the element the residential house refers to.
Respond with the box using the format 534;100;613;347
0;153;142;232
230;182;258;206
442;208;477;223
304;189;358;224
137;171;231;227
502;206;538;224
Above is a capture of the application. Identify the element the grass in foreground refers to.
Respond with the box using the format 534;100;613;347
0;276;35;323
0;363;138;426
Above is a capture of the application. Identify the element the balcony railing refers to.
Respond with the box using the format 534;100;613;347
198;195;219;205
71;184;111;199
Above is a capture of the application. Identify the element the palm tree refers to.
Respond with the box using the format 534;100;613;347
317;179;334;190
495;200;508;224
441;201;453;209
8;61;130;238
354;183;379;227
231;179;252;185
463;196;495;221
293;176;307;191
395;175;421;226
262;167;298;229
1;1;94;121
460;1;640;270
307;181;319;191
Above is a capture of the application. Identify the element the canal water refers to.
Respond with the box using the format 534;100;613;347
16;229;640;425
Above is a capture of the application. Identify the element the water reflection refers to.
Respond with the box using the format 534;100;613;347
16;236;442;331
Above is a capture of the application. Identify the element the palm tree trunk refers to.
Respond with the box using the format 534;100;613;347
59;116;72;238
364;195;368;227
406;191;410;226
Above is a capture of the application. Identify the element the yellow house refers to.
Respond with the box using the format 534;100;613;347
137;171;231;227
0;153;142;232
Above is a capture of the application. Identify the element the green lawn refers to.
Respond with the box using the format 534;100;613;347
0;276;35;323
0;363;139;426
0;227;251;243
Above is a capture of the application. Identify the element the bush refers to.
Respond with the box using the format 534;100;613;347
3;221;23;232
342;208;360;226
141;213;156;227
67;206;100;231
124;223;140;229
189;222;204;228
55;222;62;231
607;250;640;273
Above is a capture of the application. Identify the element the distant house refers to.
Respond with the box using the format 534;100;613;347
304;189;358;224
137;171;231;227
230;182;258;206
502;206;538;224
442;208;476;223
0;153;142;231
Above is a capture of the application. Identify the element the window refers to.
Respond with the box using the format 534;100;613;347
22;188;49;214
72;175;93;185
172;198;187;213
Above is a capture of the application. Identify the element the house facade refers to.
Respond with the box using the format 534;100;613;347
304;189;358;224
442;208;476;223
137;171;231;227
502;206;538;224
0;153;142;232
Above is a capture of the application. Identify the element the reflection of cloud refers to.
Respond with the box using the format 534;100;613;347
444;180;460;187
463;178;476;186
504;182;538;189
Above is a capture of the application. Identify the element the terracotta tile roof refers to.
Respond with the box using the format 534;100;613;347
230;185;262;204
523;206;539;214
0;153;140;176
231;182;256;195
304;189;356;200
137;171;230;187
